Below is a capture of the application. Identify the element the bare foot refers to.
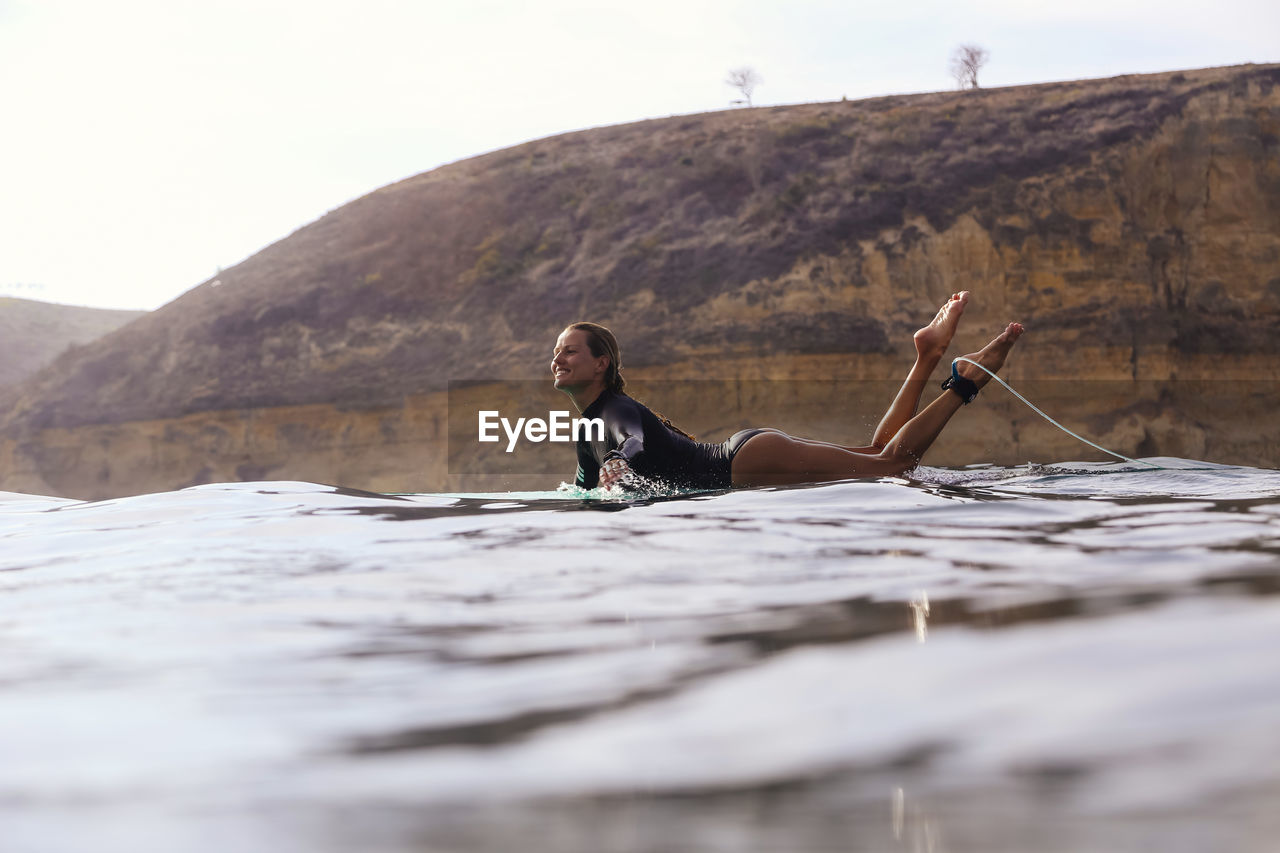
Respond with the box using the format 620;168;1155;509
913;291;970;360
956;323;1025;388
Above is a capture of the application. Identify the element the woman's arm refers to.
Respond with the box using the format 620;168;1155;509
598;456;631;489
598;397;651;490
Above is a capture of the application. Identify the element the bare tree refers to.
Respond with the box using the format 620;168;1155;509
949;44;989;89
725;66;763;107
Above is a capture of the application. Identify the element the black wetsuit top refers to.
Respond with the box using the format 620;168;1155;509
573;390;766;491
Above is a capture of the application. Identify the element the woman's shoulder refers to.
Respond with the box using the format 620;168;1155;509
592;390;647;417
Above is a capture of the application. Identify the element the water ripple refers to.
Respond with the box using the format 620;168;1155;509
2;459;1279;851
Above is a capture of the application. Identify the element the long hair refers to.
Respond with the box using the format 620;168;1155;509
566;321;695;441
566;322;625;394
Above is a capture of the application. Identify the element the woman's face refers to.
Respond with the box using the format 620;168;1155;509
551;328;608;391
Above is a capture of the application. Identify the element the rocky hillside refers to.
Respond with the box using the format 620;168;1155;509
2;63;1278;497
0;298;145;389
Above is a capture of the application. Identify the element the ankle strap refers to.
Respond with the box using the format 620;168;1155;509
941;361;979;404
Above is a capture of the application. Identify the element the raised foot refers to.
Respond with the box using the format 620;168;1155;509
913;291;970;360
956;322;1024;388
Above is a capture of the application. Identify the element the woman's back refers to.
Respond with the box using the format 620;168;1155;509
574;390;731;490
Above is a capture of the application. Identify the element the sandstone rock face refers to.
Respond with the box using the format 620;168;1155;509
2;65;1278;498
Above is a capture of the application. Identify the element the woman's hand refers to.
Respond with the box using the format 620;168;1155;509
599;457;633;490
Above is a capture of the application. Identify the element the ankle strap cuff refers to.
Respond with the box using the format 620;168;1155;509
941;361;979;404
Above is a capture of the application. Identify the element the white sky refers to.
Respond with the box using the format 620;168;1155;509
2;0;1276;311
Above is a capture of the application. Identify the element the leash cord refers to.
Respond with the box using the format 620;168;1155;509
953;357;1163;470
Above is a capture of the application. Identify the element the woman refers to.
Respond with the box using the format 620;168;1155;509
551;291;1024;490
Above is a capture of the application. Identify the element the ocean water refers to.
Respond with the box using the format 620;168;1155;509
3;458;1280;853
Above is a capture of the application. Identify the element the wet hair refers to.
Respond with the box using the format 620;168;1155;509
564;321;695;440
566;322;625;394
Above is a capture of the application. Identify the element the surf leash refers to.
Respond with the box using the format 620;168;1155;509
953;357;1163;470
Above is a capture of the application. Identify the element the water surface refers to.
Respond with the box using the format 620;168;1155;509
3;458;1279;852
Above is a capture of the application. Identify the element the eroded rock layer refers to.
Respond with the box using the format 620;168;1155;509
3;64;1279;497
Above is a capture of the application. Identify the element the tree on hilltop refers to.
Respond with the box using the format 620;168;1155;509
950;44;989;89
726;66;763;107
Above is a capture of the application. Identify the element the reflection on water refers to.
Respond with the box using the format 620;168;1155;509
909;590;931;642
2;458;1280;852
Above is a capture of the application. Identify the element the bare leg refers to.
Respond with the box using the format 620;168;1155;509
868;291;970;449
805;291;969;454
731;323;1024;487
788;289;967;455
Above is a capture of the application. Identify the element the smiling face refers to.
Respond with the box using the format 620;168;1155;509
551;328;609;394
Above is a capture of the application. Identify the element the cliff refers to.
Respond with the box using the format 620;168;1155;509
3;63;1278;498
0;298;146;390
